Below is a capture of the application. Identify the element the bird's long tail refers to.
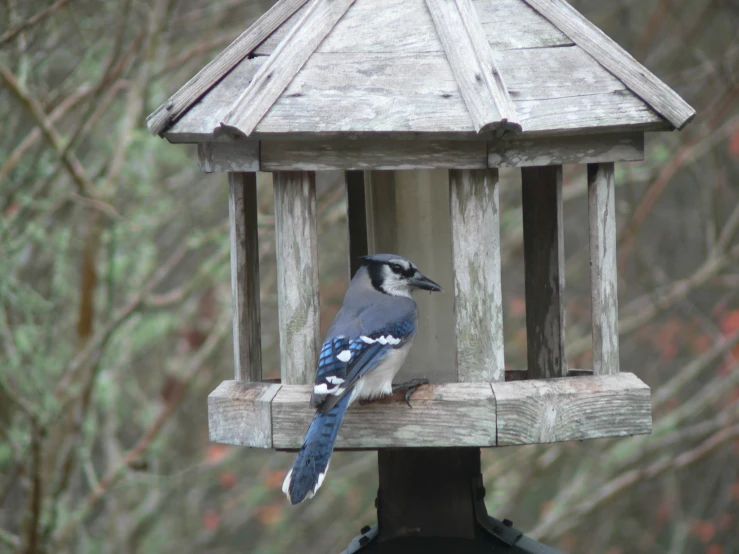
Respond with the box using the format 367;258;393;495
282;392;352;504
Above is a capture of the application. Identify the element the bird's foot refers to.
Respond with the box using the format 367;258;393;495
392;378;429;408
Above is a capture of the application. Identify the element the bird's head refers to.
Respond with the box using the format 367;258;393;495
360;254;443;298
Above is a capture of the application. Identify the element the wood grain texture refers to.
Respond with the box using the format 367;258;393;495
255;47;663;135
588;163;620;375
318;0;442;53
252;1;309;56
450;169;504;382
522;166;567;379
261;139;487;170
345;171;368;279
472;0;573;50
228;173;262;381
271;383;497;449
166;44;664;140
493;373;651;445
257;52;474;134
425;0;519;133
200;141;259;173
164;57;265;142
208;381;280;448
221;0;356;137
488;132;643;167
273;172;320;385
147;0;309;135
521;0;695;129
207;374;652;448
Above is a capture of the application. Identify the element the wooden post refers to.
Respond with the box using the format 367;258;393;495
228;172;262;381
449;169;505;382
588;163;620;375
273;171;320;385
345;170;368;278
521;166;567;379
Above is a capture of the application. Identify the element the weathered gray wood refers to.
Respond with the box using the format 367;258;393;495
222;0;356;137
255;48;663;136
521;0;695;129
273;171;320;385
261;139;487;170
345;171;368;279
489;132;643;168
449;169;504;382
207;373;652;448
258;52;473;134
426;0;520;133
228;173;262;381
208;381;280;448
252;0;310;56
272;383;497;449
189;134;643;171
588;163;620;375
200;141;259;173
365;170;456;384
472;0;573;50
522;166;567;379
493;373;651;445
164;57;265;142
147;0;310;135
166;43;665;140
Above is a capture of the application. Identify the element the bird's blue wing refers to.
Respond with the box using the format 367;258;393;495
311;317;416;412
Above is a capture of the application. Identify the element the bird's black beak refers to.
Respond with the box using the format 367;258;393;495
409;274;443;292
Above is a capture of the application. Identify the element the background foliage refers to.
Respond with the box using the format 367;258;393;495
1;0;738;552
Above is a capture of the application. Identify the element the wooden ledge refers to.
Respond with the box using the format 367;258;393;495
208;373;651;450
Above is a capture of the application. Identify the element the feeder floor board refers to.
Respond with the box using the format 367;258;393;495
208;372;652;449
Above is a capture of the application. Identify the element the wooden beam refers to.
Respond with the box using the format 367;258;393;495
377;448;480;541
588;163;620;375
188;134;643;172
272;383;497;449
522;166;567;379
261;139;488;171
147;0;311;135
449;169;504;382
228;173;262;381
273;171;320;385
425;0;520;133
488;132;644;168
207;373;652;448
345;171;368;279
200;141;259;173
521;0;695;129
208;381;281;448
493;373;650;445
221;0;356;137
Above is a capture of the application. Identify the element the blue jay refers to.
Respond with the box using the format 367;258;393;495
282;254;442;504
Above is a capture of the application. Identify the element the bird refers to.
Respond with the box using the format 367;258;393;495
282;254;442;504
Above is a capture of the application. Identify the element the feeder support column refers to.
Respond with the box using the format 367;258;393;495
273;171;321;385
228;172;262;381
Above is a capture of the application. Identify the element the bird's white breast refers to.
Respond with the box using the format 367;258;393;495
349;343;412;404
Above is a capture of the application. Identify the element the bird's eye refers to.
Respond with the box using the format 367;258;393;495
390;264;402;274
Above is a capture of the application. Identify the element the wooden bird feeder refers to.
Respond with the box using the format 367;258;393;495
147;0;694;548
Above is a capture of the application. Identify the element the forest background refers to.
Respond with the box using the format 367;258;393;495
1;0;739;552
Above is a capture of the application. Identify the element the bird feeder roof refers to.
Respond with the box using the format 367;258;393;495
147;0;695;143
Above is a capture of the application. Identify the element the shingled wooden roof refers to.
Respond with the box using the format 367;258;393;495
147;0;695;142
